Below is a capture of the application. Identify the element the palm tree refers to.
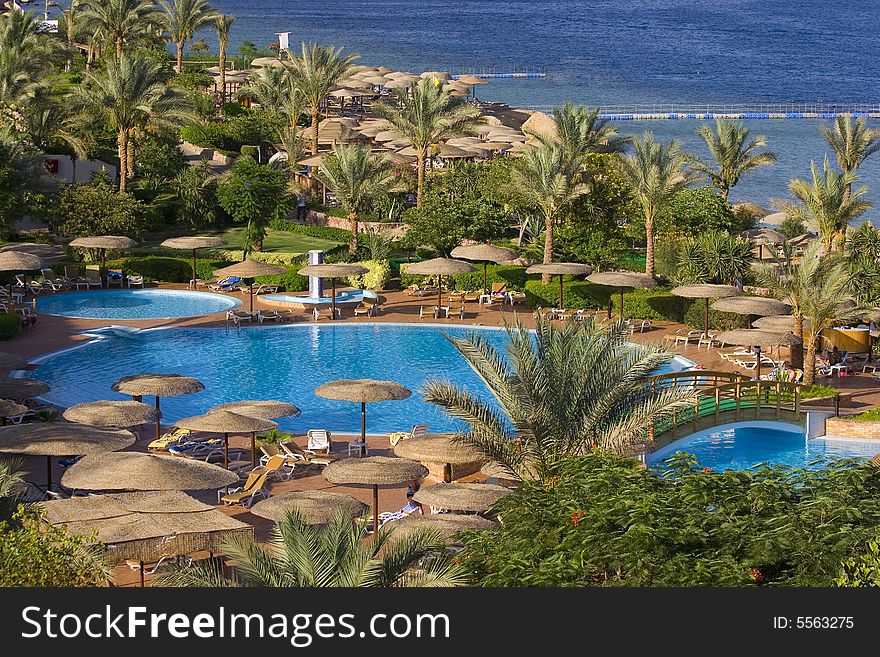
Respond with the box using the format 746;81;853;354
159;0;218;73
821;114;880;201
423;317;697;483
536;101;628;174
62;0;82;71
81;0;161;60
235;64;298;124
0;10;56;113
691;119;777;200
616;132;696;277
154;510;465;587
24;87;88;160
286;42;358;155
314;145;401;253
754;244;807;370
509;143;588;282
375;79;482;205
214;14;235;103
780;157;870;253
0;458;24;524
75;51;195;192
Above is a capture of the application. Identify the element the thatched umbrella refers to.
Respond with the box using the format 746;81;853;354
213;259;287;313
527;263;594;308
714;328;802;379
393;434;486;482
61;452;239;491
175;410;276;470
40;491;253;585
0;351;26;370
741;228;787;260
752;315;811;332
389;513;496;544
68;236;137;287
62;400;158;428
208;400;300;465
314;379;410;450
323;456;428;533
160;236;225;289
0;378;50;401
412;482;510;513
112;374;204;441
450;244;519;295
587;270;656;319
297;263;370;320
671;284;742;334
0;399;27;426
0;422;134;491
788;233;816;249
250;490;368;525
403;258;475;309
455;74;489;86
710;296;791;328
0;249;43;299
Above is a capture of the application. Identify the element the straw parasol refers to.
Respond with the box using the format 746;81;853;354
788;233;816;249
741;228;787;260
412;482;510;513
527;262;594;308
450;244;519;295
0;351;26;370
0;249;43;297
390;513;496;544
752;315;811;332
40;491;253;583
404;258;475;309
60;451;239;491
0;422;135;491
297;263;370;320
250;490;368;525
323;456;428;533
314;379;411;450
0;378;49;401
455;74;489;85
213;259;287;313
0;399;26;425
587;270;656;319
437;144;472;159
393;434;487;482
68;236;137;287
710;296;791;327
160;236;225;290
112;374;205;441
175;410;276;470
671;284;742;334
714;328;801;379
208;400;300;465
62;400;158;428
479;460;522;481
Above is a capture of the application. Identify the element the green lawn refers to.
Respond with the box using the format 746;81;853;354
211;227;341;254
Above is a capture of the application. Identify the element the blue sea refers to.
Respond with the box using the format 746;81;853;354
80;0;880;212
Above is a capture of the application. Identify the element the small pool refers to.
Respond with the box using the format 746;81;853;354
262;290;374;307
647;421;880;471
36;289;241;320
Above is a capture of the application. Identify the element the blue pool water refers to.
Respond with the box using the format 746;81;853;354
36;290;241;320
27;323;688;434
647;421;880;471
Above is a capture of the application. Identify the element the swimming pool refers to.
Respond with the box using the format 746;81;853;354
647;421;880;471
36;289;241;320
27;323;691;434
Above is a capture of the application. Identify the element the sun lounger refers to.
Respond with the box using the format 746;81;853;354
369;500;422;530
256;309;288;323
208;276;241;292
313;306;339;321
491;282;507;294
462;290;483;303
669;330;701;346
107;269;125;287
258;454;295;482
306;429;332;454
148;427;192;451
388;423;428;446
227;310;255;326
419;305;434;319
353;299;378;317
733;355;777;371
219;471;270;507
507;290;526;305
41;269;68;291
280;440;335;466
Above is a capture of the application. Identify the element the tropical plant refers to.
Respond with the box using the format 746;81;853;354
235;65;299;126
422;317;697;483
23;86;88;158
616;132;697;277
674;230;754;285
821;114;880;201
0;458;24;523
655;186;739;238
74;51;195;191
509;143;589;281
53;176;149;238
160;0;218;73
214;14;235;102
535;102;628;174
837;540;880;587
286;42;357;155
164;161;216;228
0;127;54;229
154;509;465;587
779;157;870;252
375;79;482;205
845;222;880;306
0;10;57;115
314;145;401;253
80;0;161;60
690;119;776;200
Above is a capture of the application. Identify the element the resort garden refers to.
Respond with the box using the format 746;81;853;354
4;1;880;591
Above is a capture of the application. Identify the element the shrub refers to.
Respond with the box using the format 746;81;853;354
268;219;351;242
106;256;227;283
524;280;611;310
240;145;259;158
0;313;20;340
215;250;304;266
135;135;186;184
400;263;529;291
344;260;391;290
53;180;149;239
253;266;308;293
656;186;738;238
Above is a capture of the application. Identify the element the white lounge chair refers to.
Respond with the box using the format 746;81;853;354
306;429;332;454
388;423;428;446
672;330;701;346
227;310;254;326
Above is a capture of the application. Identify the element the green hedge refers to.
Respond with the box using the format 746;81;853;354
0;313;21;340
400;264;529;291
267;219;352;242
106;256;227;283
253;266;309;292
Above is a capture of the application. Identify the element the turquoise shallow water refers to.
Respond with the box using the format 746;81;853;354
28;324;686;434
36;290;240;320
647;422;879;471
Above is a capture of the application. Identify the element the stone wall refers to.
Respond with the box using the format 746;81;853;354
304;211;409;240
825;417;880;440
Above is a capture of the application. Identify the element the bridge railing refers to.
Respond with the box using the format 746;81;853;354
596;102;880;116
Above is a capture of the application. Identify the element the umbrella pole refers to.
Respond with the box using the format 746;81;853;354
438;277;442;314
331;278;336;320
483;262;488;295
755;347;762;380
620;289;625;321
249;282;254;314
705;298;710;335
251;431;257;467
155;397;161;441
100;249;106;288
558;275;564;309
361;400;366;452
224;432;229;469
372;483;379;534
607;294;613;320
46;456;51;493
140;562;145;588
191;249;197;289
